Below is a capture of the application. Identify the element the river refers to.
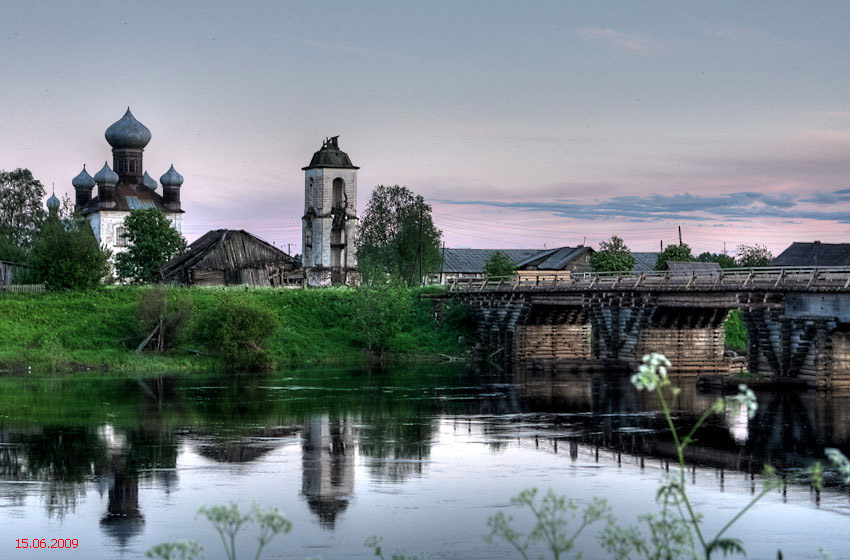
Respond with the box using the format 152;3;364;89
1;363;848;559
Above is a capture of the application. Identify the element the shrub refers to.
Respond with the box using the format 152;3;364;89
353;283;413;357
654;243;694;271
27;215;111;290
136;286;193;352
590;235;636;272
483;251;517;279
194;294;276;371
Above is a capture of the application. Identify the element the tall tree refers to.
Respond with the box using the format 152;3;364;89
483;251;517;278
736;243;773;268
115;208;186;283
654;243;694;270
0;168;47;256
356;185;442;286
27;206;111;290
589;235;636;272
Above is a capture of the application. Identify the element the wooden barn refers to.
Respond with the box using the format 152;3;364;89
161;230;301;286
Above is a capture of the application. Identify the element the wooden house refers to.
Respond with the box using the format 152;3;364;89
773;241;850;267
161;229;301;286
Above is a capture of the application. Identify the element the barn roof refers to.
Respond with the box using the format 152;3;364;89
666;261;721;274
161;229;297;277
773;242;850;266
631;252;659;272
516;246;592;270
442;249;542;273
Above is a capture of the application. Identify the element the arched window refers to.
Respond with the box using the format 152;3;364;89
332;178;345;208
115;226;128;247
307;178;314;208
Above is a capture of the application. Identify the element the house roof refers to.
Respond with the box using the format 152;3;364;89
516;246;592;270
441;249;542;273
773;242;850;267
631;252;659;272
666;261;721;274
161;229;297;277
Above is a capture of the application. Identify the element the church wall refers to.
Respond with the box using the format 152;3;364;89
90;210;183;269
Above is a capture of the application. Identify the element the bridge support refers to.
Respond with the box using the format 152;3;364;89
739;292;850;389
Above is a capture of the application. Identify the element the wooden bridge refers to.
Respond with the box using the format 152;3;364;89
446;267;850;389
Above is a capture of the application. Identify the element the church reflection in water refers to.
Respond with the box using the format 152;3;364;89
0;365;848;546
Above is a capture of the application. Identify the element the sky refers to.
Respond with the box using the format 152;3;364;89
2;0;850;257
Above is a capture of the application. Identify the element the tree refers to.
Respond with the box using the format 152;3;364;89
27;210;111;290
0;168;47;255
115;208;186;283
483;251;517;278
356;185;443;286
696;252;736;268
654;243;694;271
737;243;773;268
589;235;636;272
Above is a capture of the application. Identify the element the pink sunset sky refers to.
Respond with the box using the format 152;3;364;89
2;1;849;258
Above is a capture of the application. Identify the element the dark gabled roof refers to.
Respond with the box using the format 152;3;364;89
161;230;297;276
666;261;721;274
81;182;179;215
442;248;542;274
516;246;593;270
303;136;359;170
631;252;659;272
773;242;850;267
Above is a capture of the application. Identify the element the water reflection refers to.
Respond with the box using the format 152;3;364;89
0;364;848;558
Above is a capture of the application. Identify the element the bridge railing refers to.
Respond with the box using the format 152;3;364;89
448;266;850;292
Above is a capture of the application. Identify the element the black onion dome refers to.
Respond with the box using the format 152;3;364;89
302;136;359;170
94;162;119;187
72;165;96;189
143;171;158;191
105;108;152;150
160;164;183;187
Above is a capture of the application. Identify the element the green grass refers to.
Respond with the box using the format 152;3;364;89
0;286;468;375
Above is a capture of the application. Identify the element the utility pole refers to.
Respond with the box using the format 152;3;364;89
660;240;663;252
287;243;292;256
418;205;424;287
678;226;683;247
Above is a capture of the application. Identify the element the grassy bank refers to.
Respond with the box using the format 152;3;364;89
0;286;470;375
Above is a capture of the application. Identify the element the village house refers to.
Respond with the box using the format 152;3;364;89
160;229;300;286
773;241;850;267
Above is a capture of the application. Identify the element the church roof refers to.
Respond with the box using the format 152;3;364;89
80;183;181;215
303;136;359;170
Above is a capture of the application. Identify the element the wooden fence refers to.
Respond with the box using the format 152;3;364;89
449;266;850;293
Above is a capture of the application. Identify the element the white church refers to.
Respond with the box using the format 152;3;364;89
71;109;184;260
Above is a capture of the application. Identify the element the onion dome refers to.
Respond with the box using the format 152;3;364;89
143;171;158;191
46;193;60;211
93;161;119;187
160;164;183;187
72;165;96;189
303;136;359;170
105;108;152;150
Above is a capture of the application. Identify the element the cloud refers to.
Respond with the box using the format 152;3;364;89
577;27;660;53
435;189;850;224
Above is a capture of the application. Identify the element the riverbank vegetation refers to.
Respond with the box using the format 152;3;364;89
0;286;470;375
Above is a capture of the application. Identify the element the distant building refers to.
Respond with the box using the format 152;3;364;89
665;261;721;275
160;229;300;286
301;136;359;286
631;252;660;272
72;109;184;263
436;247;593;284
773;241;850;267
